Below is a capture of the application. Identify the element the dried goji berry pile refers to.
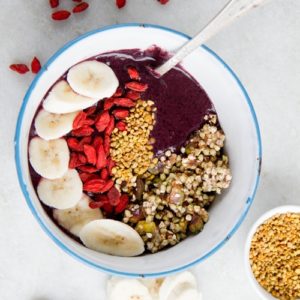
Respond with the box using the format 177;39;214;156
67;66;149;216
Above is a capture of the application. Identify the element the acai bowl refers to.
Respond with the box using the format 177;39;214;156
15;24;261;277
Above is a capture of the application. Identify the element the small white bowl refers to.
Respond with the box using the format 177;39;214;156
244;205;300;299
15;23;261;277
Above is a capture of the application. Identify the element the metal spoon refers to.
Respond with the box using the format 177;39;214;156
155;0;270;76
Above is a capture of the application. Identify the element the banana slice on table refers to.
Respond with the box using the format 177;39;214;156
159;271;198;300
29;137;69;179
43;80;98;114
79;219;145;257
67;61;119;99
107;278;152;300
37;169;82;209
35;109;79;140
53;194;103;237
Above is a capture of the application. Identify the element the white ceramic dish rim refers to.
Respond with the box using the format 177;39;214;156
244;205;300;300
14;23;262;277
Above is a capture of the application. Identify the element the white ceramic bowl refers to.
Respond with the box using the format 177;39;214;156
245;205;300;299
15;24;262;277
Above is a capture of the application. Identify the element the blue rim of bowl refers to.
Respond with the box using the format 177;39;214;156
14;23;262;278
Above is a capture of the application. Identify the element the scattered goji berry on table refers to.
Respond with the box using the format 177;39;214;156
158;0;169;4
52;10;71;21
72;2;89;13
9;64;29;74
116;0;126;9
49;0;59;8
31;57;41;74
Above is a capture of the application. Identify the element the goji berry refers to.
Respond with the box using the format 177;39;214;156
72;2;89;13
116;0;126;9
83;179;106;193
83;144;97;165
49;0;59;8
96;144;107;169
113;98;135;108
104;98;115;110
79;136;92;150
79;173;99;183
99;179;114;193
78;153;87;164
84;105;97;116
93;136;103;152
105;116;115;136
72;0;82;2
77;165;98;173
125;90;141;100
112;87;123;97
51;10;71;21
127;66;140;80
107;186;121;206
67;138;81;151
9;64;29;74
102;201;114;214
95;110;110;132
107;159;116;175
83;118;94;126
125;81;148;92
100;168;109;180
31;57;41;74
69;153;83;169
89;201;102;209
72;125;94;137
104;135;110;155
73;111;87;129
115;194;129;213
116;121;127;131
158;0;169;4
112;109;129;119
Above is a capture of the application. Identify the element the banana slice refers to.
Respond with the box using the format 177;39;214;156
35;109;79;140
43;80;98;114
107;278;152;300
79;219;145;257
29;137;69;179
53;194;103;237
176;288;202;300
67;61;119;99
159;271;197;300
37;169;83;209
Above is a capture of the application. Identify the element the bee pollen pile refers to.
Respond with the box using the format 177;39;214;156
250;213;300;300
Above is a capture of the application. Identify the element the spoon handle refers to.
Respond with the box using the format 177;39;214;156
155;0;269;76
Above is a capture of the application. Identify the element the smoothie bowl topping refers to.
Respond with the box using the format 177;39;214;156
28;48;232;257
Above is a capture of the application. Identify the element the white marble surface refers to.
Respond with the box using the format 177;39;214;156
0;0;300;299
